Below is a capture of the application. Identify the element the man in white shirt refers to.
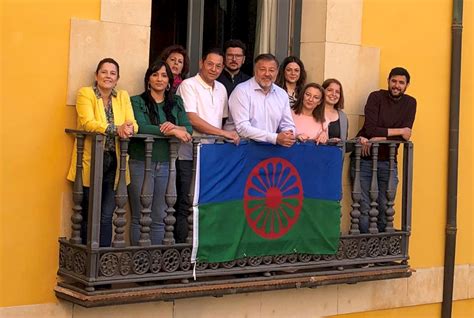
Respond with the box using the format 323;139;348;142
174;48;239;243
229;53;295;147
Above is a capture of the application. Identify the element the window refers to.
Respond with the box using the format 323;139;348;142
149;0;302;75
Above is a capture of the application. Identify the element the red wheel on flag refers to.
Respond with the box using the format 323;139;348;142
244;158;303;239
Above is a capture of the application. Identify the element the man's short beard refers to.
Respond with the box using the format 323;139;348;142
389;89;404;100
226;65;240;72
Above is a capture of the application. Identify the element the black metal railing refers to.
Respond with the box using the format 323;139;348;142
57;130;414;305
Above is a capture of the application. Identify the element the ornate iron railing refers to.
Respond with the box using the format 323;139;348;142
56;130;414;306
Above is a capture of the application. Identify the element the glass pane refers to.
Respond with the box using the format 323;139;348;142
203;0;258;75
149;0;189;64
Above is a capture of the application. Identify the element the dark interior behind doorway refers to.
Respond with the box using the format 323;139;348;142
203;0;257;76
149;0;257;76
149;0;188;64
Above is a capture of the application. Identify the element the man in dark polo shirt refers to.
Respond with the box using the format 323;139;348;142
352;67;417;233
217;39;251;96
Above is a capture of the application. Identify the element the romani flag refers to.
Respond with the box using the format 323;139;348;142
191;142;342;263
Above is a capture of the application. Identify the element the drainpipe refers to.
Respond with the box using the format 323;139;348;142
441;0;463;317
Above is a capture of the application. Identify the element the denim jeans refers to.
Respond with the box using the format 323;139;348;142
80;151;117;247
350;158;398;233
174;159;193;243
128;159;169;245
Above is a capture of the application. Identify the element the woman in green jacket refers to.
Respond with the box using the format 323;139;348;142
128;61;192;245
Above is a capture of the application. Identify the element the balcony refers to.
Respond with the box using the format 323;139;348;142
55;130;414;307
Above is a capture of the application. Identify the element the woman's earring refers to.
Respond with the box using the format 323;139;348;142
166;83;171;91
148;83;151;90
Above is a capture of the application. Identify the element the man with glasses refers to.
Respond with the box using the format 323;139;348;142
217;39;251;96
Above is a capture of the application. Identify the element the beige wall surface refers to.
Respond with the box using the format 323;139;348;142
1;265;473;318
66;18;150;105
301;0;379;120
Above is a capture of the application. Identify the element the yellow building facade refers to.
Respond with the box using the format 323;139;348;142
0;0;472;317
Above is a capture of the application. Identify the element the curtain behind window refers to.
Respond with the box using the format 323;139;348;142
254;0;277;55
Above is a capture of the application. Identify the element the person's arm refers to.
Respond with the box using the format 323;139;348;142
278;98;296;134
387;98;417;141
130;96;165;136
176;80;214;134
175;96;193;135
387;128;411;140
229;87;277;144
364;92;415;141
177;81;238;142
120;90;138;134
362;92;388;138
76;87;109;133
185;112;229;137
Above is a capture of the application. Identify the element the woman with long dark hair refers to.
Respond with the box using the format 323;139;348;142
128;61;192;245
276;56;307;107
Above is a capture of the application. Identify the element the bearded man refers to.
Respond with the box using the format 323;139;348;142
351;67;417;233
217;39;251;96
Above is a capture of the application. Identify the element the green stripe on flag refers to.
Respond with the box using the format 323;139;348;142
197;198;340;263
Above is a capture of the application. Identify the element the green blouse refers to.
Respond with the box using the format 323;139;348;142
129;94;192;162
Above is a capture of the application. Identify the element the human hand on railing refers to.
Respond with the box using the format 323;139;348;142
315;130;329;145
297;133;310;142
160;121;176;134
359;137;371;156
276;130;296;147
172;129;192;143
117;122;134;138
360;137;386;156
401;127;412;140
125;121;135;134
222;130;240;145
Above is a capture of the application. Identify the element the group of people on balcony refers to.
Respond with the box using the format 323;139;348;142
67;39;416;248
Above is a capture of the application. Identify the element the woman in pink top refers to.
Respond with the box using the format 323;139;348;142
291;83;328;144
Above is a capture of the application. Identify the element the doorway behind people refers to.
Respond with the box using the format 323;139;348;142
149;0;257;76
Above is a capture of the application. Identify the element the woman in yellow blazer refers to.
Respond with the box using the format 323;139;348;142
67;58;138;247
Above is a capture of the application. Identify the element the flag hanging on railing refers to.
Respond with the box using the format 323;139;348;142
191;142;342;263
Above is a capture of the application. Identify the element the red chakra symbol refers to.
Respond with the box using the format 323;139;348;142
244;158;303;239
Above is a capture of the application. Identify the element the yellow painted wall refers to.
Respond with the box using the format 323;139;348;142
0;0;101;306
328;0;473;316
360;0;473;268
0;0;472;313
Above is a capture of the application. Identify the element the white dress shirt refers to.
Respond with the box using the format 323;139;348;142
229;77;295;144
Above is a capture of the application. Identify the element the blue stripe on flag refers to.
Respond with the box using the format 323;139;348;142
199;142;342;204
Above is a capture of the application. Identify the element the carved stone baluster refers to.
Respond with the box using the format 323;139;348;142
139;137;154;246
349;142;362;235
112;138;129;247
368;143;379;234
88;134;105;248
384;143;396;232
186;139;200;244
163;138;179;245
70;134;85;244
